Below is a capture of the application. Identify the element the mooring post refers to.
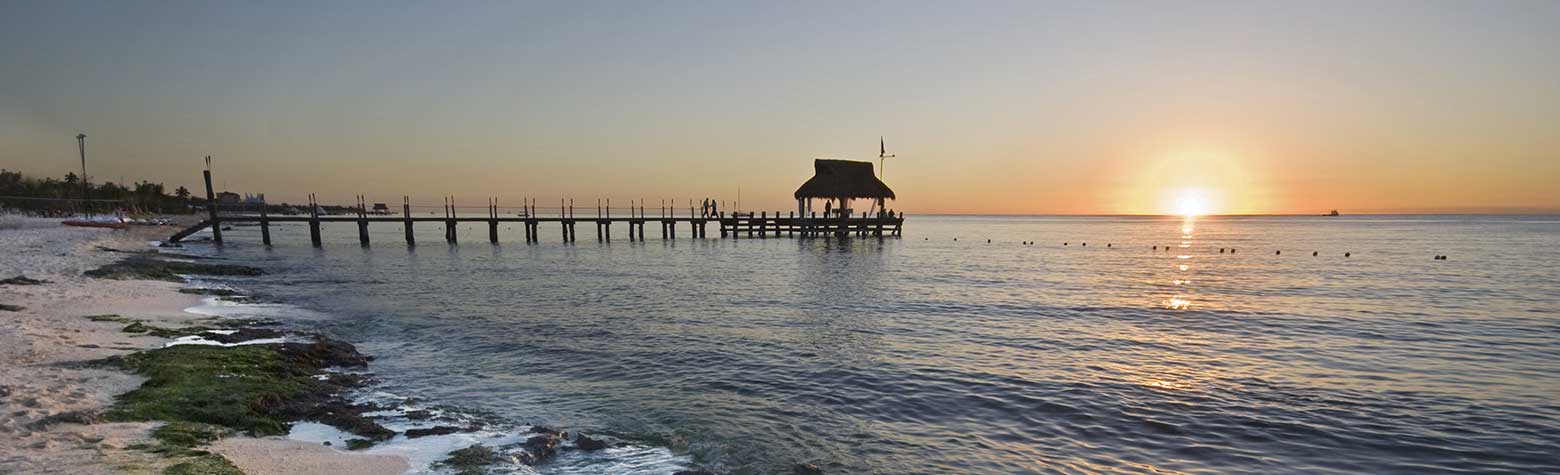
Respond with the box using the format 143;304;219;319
202;162;223;244
259;201;271;246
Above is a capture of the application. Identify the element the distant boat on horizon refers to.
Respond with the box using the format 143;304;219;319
1326;209;1340;216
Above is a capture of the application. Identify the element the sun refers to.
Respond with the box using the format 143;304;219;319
1173;189;1211;216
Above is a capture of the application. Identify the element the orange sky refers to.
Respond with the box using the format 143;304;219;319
3;2;1557;214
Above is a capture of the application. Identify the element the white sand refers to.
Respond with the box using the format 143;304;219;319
0;215;408;474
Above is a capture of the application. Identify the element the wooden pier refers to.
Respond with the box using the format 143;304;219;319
168;205;902;246
170;158;904;246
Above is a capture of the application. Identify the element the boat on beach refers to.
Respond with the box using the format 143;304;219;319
61;216;128;229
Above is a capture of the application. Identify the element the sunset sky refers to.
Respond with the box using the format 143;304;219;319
3;1;1557;214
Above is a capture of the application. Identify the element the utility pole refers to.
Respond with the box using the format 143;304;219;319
878;136;895;180
76;133;89;216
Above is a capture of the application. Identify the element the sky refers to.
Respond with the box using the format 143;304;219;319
3;1;1558;215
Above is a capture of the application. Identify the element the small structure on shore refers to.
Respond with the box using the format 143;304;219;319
794;159;896;218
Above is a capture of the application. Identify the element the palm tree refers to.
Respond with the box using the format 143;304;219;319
175;186;191;201
63;172;79;186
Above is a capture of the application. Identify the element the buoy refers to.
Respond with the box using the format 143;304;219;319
1345;252;1351;257
1276;250;1281;255
1219;248;1224;253
1231;249;1236;253
953;238;958;241
1107;243;1112;248
987;239;991;243
1153;245;1158;250
1312;251;1318;256
1064;242;1068;245
1082;243;1087;246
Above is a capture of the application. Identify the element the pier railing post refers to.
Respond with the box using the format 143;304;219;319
403;196;415;245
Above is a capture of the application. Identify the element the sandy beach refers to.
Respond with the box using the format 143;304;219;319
0;216;406;475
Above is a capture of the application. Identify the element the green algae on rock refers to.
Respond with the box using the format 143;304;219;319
84;254;262;281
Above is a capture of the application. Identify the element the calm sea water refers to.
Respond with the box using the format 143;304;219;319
189;215;1560;474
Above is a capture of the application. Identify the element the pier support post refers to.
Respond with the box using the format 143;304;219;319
357;196;370;247
403;197;415;246
202;165;223;244
259;204;271;246
307;194;322;247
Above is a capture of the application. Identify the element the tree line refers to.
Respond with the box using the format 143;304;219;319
0;169;195;215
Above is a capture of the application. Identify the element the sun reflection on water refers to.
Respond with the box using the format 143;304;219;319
1165;216;1195;310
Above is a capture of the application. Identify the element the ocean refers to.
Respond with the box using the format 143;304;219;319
181;214;1560;474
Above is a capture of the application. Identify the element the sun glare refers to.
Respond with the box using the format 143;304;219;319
1174;189;1210;216
1117;143;1268;215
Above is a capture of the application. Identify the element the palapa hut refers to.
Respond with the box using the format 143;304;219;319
794;159;896;218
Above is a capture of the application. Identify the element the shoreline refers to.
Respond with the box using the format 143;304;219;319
0;216;408;474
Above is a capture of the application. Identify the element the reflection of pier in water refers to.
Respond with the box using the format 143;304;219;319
170;159;904;246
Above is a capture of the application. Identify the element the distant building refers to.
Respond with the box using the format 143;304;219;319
243;193;266;205
794;159;896;218
216;192;241;204
371;203;390;214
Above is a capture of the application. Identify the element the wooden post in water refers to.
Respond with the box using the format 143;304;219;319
259;200;271;246
445;197;458;244
403;196;414;245
357;195;370;246
202;160;223;244
308;194;322;247
488;198;499;244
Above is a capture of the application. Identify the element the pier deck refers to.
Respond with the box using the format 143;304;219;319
169;211;903;246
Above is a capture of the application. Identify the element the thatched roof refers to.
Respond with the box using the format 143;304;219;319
794;159;896;200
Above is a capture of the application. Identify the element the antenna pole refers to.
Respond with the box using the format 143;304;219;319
76;133;88;215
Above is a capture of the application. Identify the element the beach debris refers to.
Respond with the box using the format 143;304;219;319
0;275;50;285
0;303;23;312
